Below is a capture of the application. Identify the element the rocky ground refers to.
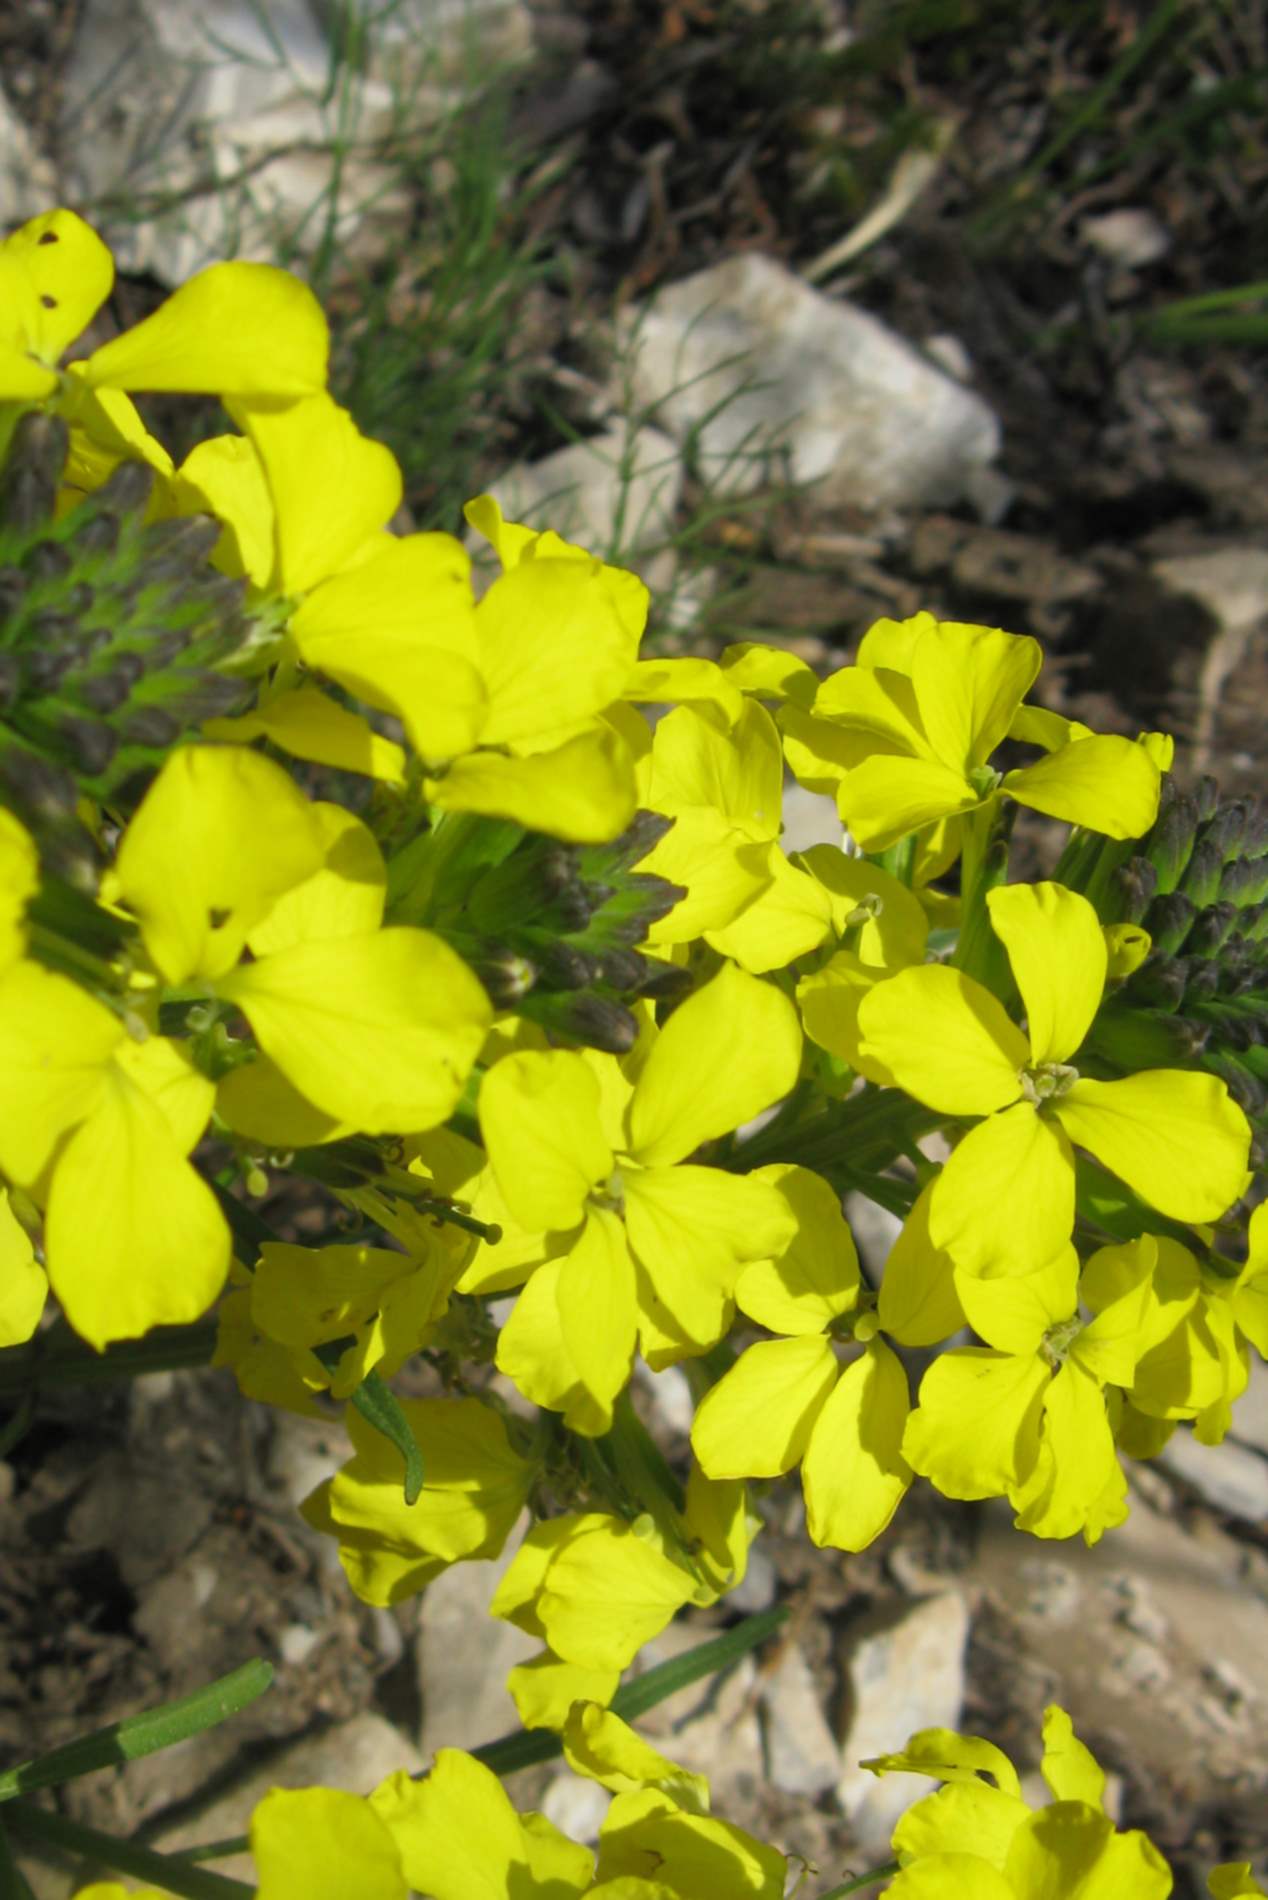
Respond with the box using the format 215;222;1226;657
1;1;1266;1895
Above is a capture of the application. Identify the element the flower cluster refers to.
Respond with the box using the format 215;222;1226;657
1;209;1265;1896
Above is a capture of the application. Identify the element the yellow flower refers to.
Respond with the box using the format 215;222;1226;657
691;1165;921;1551
865;1705;1173;1899
479;962;801;1429
858;882;1251;1276
782;611;1163;850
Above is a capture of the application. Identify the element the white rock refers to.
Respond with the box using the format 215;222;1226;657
781;784;845;855
55;0;525;282
844;1192;903;1280
759;1642;840;1796
1231;1356;1268;1459
309;0;533;113
0;76;65;232
1159;1426;1268;1527
1082;208;1172;269
540;1769;610;1844
416;1535;539;1754
837;1591;970;1852
1154;546;1268;634
617;253;1000;511
481;423;682;571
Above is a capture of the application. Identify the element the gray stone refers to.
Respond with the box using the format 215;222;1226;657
616;253;1000;512
415;1538;538;1755
837;1591;971;1852
0;92;57;230
540;1770;610;1844
962;1494;1268;1817
1159;1425;1268;1527
54;0;527;282
781;785;845;855
1082;207;1172;268
759;1642;840;1797
480;423;683;591
1151;546;1268;774
632;1623;764;1811
1231;1356;1268;1459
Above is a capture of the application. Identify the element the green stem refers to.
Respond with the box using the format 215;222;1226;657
3;1802;255;1900
0;1322;219;1396
0;1662;273;1802
817;1863;900;1898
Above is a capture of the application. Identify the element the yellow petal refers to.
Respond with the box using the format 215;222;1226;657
114;745;324;983
0;962;120;1185
369;1755;528;1900
911;618;1040;772
857;964;1027;1117
647;699;783;841
1055;1072;1251;1224
1004;733;1162;840
477;557;640;748
206;689;406;786
893;1782;1030;1873
628;961;801;1165
638;808;771;943
0;1190;45;1347
624;1164;797;1347
220;928;491;1134
903;1348;1049;1499
1039;1706;1106;1808
112;1032;215;1154
82;261;329;398
289;534;486;764
508;1650;621;1730
838;753;979;851
496;1260;614;1436
216;1055;349;1147
885;1855;1015;1900
478;1049;611;1232
557;1210;638;1428
1003;1798;1172;1898
876;1181;965;1346
705;844;833;973
248;803;386;955
955;1246;1078;1355
719;640;818;706
987;881;1106;1064
237;393;400;594
690;1335;838;1478
537;1522;695;1671
794;846;929;968
252;1787;406;1900
734;1163;860;1335
46;1070;230;1347
802;1338;912;1550
929;1105;1074;1278
174;432;275;585
429;726;638;843
563;1703;709;1809
0;208;113;369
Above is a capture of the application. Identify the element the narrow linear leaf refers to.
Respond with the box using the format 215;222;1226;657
4;1800;255;1900
0;1660;274;1800
348;1368;425;1505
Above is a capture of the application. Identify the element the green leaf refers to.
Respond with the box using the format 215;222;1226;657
4;1800;254;1900
0;1660;274;1801
348;1368;425;1505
